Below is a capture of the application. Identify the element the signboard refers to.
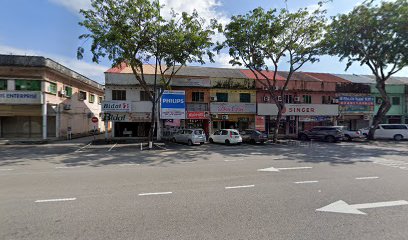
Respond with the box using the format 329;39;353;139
164;119;181;127
0;91;41;104
339;105;374;114
160;90;186;119
338;96;374;106
91;117;98;123
255;116;265;131
187;111;209;119
210;103;256;114
258;104;339;116
103;112;151;122
102;101;131;112
299;116;333;122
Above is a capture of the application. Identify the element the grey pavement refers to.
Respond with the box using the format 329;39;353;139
1;140;408;239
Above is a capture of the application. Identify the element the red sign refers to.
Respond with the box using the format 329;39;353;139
255;116;265;131
91;117;99;123
187;111;209;119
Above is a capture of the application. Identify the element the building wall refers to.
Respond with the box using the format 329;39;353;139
371;84;406;117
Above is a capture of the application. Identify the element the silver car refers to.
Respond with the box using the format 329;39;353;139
172;129;206;146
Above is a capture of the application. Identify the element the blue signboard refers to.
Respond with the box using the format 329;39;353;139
160;90;186;119
338;96;374;106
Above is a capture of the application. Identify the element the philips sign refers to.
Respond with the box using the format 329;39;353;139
160;90;186;119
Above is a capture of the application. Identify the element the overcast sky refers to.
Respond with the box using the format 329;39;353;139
0;0;405;83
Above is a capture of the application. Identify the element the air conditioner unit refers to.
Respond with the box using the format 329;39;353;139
211;114;218;118
331;99;339;104
59;90;66;96
263;87;269;91
277;96;282;102
63;104;71;110
294;96;300;102
263;96;270;102
274;86;279;90
222;115;229;120
210;96;217;101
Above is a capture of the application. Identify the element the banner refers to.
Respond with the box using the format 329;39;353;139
210;103;256;114
255;116;265;131
258;104;339;116
160;90;186;119
187;111;209;119
102;101;131;112
338;96;374;106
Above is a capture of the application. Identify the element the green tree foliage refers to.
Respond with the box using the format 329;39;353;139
217;5;326;142
78;0;216;146
324;0;408;140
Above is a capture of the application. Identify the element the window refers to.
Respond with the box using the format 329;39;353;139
79;91;87;100
112;90;126;100
89;94;95;103
381;125;407;130
240;93;251;103
213;130;220;135
322;96;331;104
192;92;205;102
48;82;57;94
221;130;228;135
64;86;73;97
216;93;228;102
284;95;293;104
303;95;312;104
0;80;7;90
98;96;103;104
15;80;41;91
376;97;382;105
140;91;152;101
392;97;400;105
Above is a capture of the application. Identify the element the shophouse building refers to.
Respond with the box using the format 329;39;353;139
0;55;105;140
242;70;339;137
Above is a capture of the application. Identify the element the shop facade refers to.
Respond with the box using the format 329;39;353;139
257;103;339;137
210;102;256;131
337;95;374;130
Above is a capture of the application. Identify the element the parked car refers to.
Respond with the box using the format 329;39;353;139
172;129;206;146
209;129;242;145
298;126;344;143
240;129;268;144
359;127;369;138
335;126;363;141
372;124;408;141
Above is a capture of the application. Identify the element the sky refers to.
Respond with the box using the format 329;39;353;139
0;0;406;84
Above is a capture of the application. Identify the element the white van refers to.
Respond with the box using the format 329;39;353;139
374;124;408;141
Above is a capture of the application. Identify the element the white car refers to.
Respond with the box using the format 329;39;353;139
209;129;242;145
373;124;408;141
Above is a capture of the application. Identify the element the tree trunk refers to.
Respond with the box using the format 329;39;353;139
368;79;391;140
272;102;284;143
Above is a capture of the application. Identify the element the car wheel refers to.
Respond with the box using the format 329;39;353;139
188;139;193;146
325;135;335;143
394;134;403;141
250;139;256;144
299;134;309;141
363;133;368;138
209;138;214;143
200;142;204;145
344;135;352;141
225;139;230;145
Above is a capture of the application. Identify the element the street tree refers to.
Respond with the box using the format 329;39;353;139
77;0;216;148
324;0;408;140
217;5;326;143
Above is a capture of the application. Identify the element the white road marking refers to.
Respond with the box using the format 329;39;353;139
55;166;81;169
108;143;117;152
75;142;91;152
0;168;14;171
138;192;172;196
224;159;244;162
35;198;76;203
355;176;379;180
258;166;312;172
317;200;408;215
294;180;319;184
225;185;255;189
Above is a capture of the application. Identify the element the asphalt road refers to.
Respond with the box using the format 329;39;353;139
1;140;408;240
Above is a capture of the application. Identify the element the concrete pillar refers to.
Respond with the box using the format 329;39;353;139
55;104;60;138
104;119;109;140
7;80;15;90
41;92;47;140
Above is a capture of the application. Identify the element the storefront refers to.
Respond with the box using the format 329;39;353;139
337;95;374;130
257;103;339;136
210;102;256;131
160;90;186;139
186;111;210;135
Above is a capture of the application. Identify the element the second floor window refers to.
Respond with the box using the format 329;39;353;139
98;96;103;104
15;79;41;91
240;93;251;103
79;91;87;100
48;82;57;94
0;79;7;90
322;96;331;104
303;95;312;104
140;91;152;101
192;92;204;102
392;97;400;105
89;94;95;103
216;92;228;102
112;90;126;100
64;86;73;97
284;95;293;104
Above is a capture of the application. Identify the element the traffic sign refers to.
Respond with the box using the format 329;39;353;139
91;117;98;123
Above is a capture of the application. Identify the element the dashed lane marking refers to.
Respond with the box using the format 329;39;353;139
294;180;319;184
355;176;379;180
35;198;76;203
0;168;14;171
75;142;91;153
138;192;172;196
225;185;255;189
108;143;117;152
55;166;81;169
